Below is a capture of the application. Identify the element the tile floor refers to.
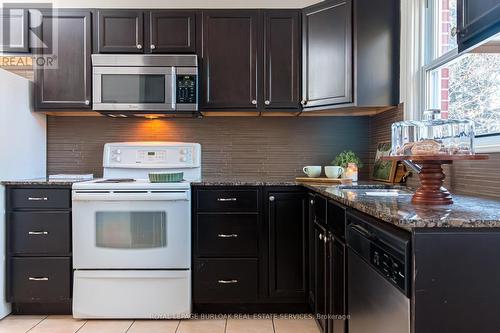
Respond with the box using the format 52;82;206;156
0;315;321;333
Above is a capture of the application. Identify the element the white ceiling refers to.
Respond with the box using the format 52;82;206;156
2;0;324;9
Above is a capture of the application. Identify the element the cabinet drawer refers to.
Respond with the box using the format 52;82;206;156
9;212;71;255
9;257;71;302
197;214;258;257
197;189;259;212
9;189;71;210
194;259;258;302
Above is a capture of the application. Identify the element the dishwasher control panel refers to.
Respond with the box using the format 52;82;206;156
371;244;406;291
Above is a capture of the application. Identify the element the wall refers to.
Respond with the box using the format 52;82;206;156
369;105;500;200
47;116;370;181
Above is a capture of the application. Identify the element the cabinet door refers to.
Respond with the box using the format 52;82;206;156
328;237;346;333
96;10;144;53
201;10;259;110
458;0;500;51
263;10;301;110
302;0;352;109
1;8;29;52
149;11;196;53
34;10;91;110
267;191;307;300
308;194;316;311
314;222;328;333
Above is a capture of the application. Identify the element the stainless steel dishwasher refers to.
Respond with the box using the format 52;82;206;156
346;211;411;333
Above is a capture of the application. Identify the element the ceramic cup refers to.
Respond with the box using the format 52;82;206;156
303;166;322;178
325;166;344;179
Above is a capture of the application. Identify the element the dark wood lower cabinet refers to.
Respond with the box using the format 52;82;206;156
328;237;346;333
9;257;71;302
194;259;259;303
310;194;347;333
266;189;307;301
313;221;328;332
6;185;73;314
192;185;308;312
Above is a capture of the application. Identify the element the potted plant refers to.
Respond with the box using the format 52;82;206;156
332;150;364;181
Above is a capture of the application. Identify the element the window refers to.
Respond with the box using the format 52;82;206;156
423;0;500;150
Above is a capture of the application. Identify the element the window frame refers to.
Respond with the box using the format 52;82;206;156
420;0;500;152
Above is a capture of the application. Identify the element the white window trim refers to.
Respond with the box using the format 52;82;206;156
407;0;500;153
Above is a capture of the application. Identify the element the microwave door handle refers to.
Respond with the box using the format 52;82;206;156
171;67;176;111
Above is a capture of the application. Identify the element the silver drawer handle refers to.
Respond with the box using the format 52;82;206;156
217;198;237;202
28;197;48;201
218;234;238;238
28;231;49;235
218;279;238;284
28;277;49;281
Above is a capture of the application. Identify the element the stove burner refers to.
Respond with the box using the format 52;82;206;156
95;178;136;184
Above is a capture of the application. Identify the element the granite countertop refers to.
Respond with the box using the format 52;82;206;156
1;178;85;186
304;183;500;231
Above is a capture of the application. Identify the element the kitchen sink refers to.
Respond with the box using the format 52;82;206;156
337;184;404;190
337;185;413;196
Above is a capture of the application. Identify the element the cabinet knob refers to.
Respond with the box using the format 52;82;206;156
85;99;90;105
264;100;270;105
319;233;323;240
269;196;275;202
151;44;156;50
310;199;314;205
251;100;257;105
137;44;142;49
301;100;307;106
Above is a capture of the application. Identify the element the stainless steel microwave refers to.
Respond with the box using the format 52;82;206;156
92;54;198;112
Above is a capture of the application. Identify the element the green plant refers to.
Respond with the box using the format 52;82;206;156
332;150;364;168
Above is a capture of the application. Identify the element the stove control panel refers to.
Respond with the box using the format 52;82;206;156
104;143;200;168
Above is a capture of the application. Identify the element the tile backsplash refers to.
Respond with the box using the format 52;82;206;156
47;116;370;181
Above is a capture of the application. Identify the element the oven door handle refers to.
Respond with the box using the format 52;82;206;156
72;191;189;201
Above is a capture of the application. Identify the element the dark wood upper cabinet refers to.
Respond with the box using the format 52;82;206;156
302;0;353;109
354;0;400;107
149;11;196;53
96;10;144;53
263;10;301;110
34;9;92;110
1;8;29;53
201;10;259;110
267;191;307;301
458;0;500;52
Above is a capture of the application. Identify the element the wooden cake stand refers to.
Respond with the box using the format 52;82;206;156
382;155;489;205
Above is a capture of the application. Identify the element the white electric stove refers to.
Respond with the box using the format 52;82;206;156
72;142;201;319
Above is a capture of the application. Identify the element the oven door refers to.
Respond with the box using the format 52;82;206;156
92;66;175;111
72;190;190;269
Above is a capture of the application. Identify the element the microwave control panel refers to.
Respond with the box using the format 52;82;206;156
176;75;197;104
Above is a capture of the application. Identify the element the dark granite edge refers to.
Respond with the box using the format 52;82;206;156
1;179;81;186
192;180;300;186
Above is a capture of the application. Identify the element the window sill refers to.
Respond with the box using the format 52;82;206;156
475;136;500;153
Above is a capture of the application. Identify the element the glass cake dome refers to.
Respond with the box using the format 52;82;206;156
391;110;475;156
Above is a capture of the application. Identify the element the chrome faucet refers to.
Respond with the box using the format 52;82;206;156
402;160;422;174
